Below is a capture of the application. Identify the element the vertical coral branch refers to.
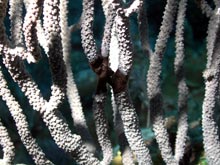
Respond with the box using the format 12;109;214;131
93;93;113;164
81;0;152;163
60;0;94;152
111;90;135;165
9;0;23;45
174;0;188;162
23;0;42;62
146;0;178;164
214;0;220;7
202;9;220;165
202;68;220;164
106;3;134;163
43;0;67;106
81;0;115;161
114;91;152;164
112;6;152;164
101;5;116;58
0;0;8;46
198;0;213;18
81;0;98;63
115;8;133;76
0;119;15;165
206;7;220;69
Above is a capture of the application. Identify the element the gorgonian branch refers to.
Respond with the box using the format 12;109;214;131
197;0;213;18
81;0;98;63
124;0;143;17
101;5;116;58
146;0;178;164
93;93;113;164
9;0;23;45
206;7;220;68
111;5;152;164
23;0;42;62
202;9;220;165
60;0;94;151
214;0;220;7
0;118;15;164
174;0;188;162
0;0;9;46
43;0;67;104
111;89;135;165
114;91;152;164
115;8;133;76
106;4;135;163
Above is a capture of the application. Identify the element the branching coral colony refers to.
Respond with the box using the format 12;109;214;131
0;0;220;164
